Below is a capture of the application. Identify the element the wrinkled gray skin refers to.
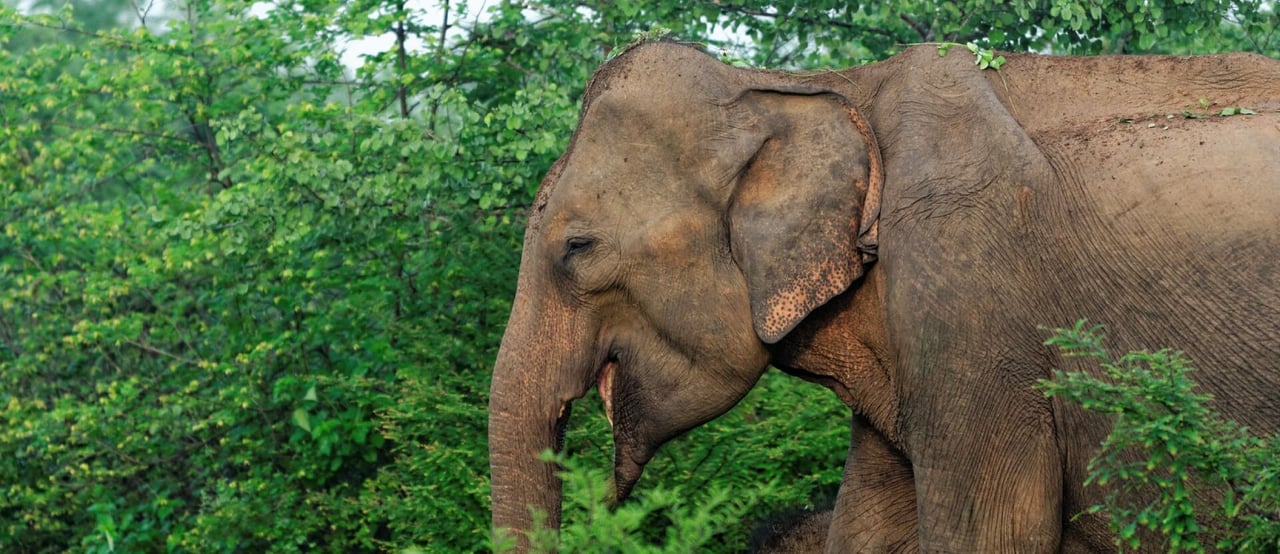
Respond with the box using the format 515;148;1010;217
489;41;1280;552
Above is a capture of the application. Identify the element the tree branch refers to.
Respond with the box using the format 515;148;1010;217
12;18;143;49
899;13;932;43
124;338;198;366
395;0;411;120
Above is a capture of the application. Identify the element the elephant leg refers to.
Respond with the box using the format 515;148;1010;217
910;382;1063;552
826;414;918;554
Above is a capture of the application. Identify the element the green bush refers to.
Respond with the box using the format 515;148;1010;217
0;0;557;550
505;370;847;553
1041;321;1280;553
520;452;764;554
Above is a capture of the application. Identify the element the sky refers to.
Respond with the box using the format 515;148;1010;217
330;0;470;69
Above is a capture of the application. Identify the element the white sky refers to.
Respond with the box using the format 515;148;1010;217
329;0;469;70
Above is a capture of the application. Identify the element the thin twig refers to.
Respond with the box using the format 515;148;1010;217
899;13;932;42
124;338;198;365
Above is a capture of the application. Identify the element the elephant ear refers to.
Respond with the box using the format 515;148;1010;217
725;87;882;344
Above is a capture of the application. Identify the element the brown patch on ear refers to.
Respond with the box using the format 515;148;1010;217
729;93;881;344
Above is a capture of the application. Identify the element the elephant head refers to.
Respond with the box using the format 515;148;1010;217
488;41;882;545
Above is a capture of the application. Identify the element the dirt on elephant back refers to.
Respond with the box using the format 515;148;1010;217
995;51;1280;139
984;51;1279;173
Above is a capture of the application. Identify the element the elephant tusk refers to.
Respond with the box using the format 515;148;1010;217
598;360;616;428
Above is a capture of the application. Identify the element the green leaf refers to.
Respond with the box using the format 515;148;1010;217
1138;32;1157;50
293;408;312;432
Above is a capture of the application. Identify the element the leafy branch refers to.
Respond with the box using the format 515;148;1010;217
937;41;1006;70
1039;321;1280;552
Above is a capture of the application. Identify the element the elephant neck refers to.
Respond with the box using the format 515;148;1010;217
772;269;900;444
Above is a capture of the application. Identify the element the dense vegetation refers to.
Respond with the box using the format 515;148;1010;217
1;0;1276;552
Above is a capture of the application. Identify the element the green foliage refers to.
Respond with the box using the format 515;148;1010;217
1003;0;1277;54
937;41;1007;70
573;0;1278;68
612;370;849;522
519;452;763;553
2;0;1276;551
509;371;847;553
1219;106;1258;116
1040;322;1280;553
0;0;565;550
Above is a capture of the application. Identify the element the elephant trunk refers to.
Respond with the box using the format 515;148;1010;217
489;353;565;550
489;268;587;550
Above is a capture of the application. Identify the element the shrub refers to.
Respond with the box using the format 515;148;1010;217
504;370;848;553
1040;321;1280;552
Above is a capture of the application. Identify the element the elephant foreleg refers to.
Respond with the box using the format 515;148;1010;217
826;414;918;554
910;383;1063;553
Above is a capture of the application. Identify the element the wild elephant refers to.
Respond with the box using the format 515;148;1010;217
488;40;1280;552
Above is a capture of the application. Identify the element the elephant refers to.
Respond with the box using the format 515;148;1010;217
488;39;1280;552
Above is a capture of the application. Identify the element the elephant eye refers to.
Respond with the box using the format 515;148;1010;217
564;237;595;258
